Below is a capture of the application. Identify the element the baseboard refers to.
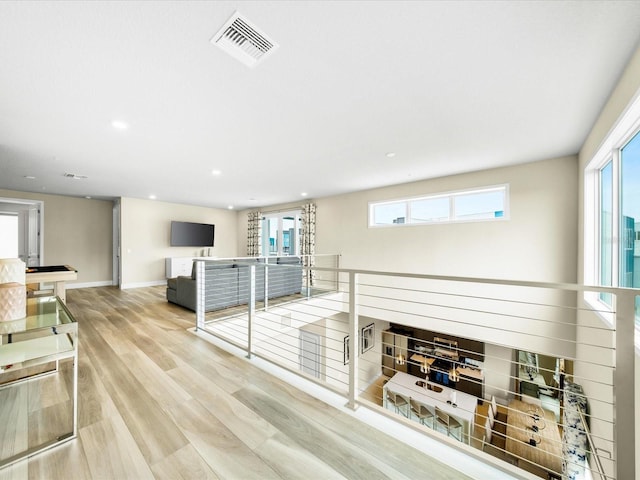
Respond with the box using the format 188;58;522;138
62;281;115;290
120;280;167;290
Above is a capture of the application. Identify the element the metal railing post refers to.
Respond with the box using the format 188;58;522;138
579;411;606;480
195;260;205;331
247;264;255;359
306;257;311;299
264;262;269;311
347;272;359;410
613;291;636;480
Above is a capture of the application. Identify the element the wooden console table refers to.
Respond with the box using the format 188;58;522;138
505;399;563;476
25;265;77;303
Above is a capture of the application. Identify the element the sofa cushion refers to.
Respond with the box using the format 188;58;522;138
277;256;301;264
166;287;178;304
268;257;302;298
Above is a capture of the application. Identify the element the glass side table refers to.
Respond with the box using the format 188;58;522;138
0;296;78;468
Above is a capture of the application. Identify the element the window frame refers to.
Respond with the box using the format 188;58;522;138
368;184;509;228
261;209;302;257
584;89;640;333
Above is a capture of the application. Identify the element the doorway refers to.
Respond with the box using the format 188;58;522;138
261;210;302;257
112;200;121;287
299;330;321;379
0;198;42;266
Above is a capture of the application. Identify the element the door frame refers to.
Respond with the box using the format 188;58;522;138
299;330;322;379
0;197;43;266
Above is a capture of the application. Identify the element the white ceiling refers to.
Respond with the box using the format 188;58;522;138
1;1;640;210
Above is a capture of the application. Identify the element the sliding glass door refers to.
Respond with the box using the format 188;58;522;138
261;210;301;257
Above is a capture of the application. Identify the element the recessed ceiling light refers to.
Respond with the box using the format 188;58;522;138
211;169;222;176
23;175;36;180
112;120;128;130
386;152;396;158
228;205;234;210
85;196;92;199
301;192;308;197
149;194;156;200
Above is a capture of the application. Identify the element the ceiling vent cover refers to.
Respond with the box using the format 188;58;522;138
211;11;278;68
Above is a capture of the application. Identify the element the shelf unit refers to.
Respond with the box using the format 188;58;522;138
384;325;485;399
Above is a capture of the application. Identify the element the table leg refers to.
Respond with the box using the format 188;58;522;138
53;281;66;303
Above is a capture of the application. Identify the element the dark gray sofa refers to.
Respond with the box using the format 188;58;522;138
166;257;302;312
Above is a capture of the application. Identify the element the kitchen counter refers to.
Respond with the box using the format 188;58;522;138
383;371;477;443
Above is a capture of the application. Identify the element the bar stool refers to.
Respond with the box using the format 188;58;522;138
386;390;409;417
435;406;463;441
410;399;434;428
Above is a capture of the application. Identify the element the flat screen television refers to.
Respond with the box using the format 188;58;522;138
170;221;215;247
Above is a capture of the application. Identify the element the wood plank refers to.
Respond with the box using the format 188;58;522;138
79;416;155;480
79;316;189;465
119;350;192;411
233;385;395;480
28;400;73;449
0;383;29;461
27;362;72;413
150;445;220;480
243;361;342;424
166;398;281;480
0;459;27;480
166;363;279;450
322;409;473;480
253;432;348;480
26;438;92;480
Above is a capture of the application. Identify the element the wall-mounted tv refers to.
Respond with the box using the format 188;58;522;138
170;221;215;247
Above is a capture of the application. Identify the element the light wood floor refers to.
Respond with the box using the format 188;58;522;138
0;286;475;480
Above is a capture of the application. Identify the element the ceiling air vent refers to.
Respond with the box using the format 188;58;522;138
211;11;278;68
63;173;88;179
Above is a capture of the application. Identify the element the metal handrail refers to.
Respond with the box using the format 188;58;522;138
196;258;638;480
580;410;607;480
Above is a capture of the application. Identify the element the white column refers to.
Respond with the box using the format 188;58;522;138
614;291;636;480
195;260;205;331
247;264;255;359
347;272;359;410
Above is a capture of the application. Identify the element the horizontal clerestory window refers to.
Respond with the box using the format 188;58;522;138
368;185;509;227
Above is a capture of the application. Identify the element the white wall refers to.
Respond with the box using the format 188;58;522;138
323;313;389;393
120;197;238;288
0;188;113;287
239;156;578;283
315;156;577;282
483;343;514;403
237;158;579;360
0;191;241;290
